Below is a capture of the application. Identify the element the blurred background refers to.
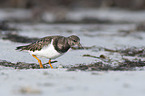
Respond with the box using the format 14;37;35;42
1;0;145;9
0;0;145;24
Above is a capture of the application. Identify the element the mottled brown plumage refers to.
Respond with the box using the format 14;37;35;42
16;35;82;53
16;36;52;51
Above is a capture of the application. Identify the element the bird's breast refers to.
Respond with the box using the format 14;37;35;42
28;40;63;59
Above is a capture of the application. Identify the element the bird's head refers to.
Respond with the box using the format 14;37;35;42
67;35;83;49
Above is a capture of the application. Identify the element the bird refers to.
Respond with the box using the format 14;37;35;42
16;35;83;69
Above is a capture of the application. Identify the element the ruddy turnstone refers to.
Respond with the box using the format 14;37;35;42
16;35;83;69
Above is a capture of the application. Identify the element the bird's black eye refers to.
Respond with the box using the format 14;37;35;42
73;40;77;42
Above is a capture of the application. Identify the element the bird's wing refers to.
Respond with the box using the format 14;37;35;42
16;37;52;51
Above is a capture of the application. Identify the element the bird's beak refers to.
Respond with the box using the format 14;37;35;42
77;43;83;49
71;42;83;49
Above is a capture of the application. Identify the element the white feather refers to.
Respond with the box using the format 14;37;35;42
28;40;62;59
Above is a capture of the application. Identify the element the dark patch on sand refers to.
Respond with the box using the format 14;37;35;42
68;59;145;71
136;23;145;31
82;46;145;57
0;21;17;31
0;60;57;69
3;33;39;43
49;17;113;24
103;47;145;57
118;47;145;57
0;59;145;71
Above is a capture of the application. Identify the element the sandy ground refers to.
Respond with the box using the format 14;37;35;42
0;68;145;96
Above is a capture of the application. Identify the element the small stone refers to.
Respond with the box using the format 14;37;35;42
19;87;41;94
99;54;106;59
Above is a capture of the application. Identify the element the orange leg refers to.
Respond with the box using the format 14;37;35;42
32;54;43;68
49;59;53;69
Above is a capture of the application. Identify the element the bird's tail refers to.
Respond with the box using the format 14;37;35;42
16;45;28;51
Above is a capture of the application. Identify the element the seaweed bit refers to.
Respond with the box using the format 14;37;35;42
68;59;145;71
